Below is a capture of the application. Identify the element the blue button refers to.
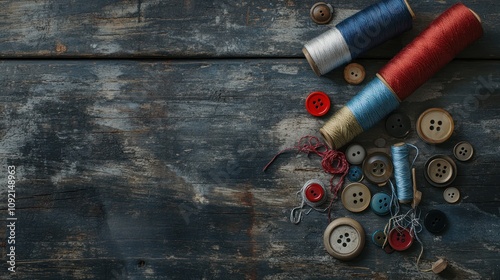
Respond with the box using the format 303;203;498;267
347;165;363;182
371;192;391;216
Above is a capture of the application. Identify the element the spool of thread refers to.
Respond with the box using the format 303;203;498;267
391;143;413;203
303;0;414;76
320;3;483;149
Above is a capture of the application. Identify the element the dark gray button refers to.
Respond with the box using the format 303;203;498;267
424;155;457;187
310;2;334;25
385;112;411;138
362;152;393;186
424;209;448;234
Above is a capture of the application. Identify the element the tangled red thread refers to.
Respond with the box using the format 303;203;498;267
263;135;349;221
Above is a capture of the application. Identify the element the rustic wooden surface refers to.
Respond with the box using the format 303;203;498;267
0;0;498;279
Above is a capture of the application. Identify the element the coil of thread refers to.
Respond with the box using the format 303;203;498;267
303;0;414;76
391;143;415;203
320;3;483;149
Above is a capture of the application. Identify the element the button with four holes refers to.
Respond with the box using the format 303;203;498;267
371;230;387;247
345;143;366;165
443;187;460;204
310;2;334;25
341;182;371;213
416;108;454;144
424;209;448;234
323;217;365;261
302;179;327;206
344;63;366;85
362;152;393;186
347;165;363;182
305;91;331;117
385;112;411;138
388;227;413;251
370;192;391;216
453;141;474;161
424;155;457;187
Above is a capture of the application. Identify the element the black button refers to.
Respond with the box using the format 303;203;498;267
385;112;411;138
424;209;448;234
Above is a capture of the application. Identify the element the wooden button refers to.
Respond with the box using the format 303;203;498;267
424;155;457;187
344;63;366;85
432;258;448;274
341;183;371;213
323;217;365;261
443;187;460;203
416;108;454;144
310;2;334;25
453;141;474;161
362;152;393;186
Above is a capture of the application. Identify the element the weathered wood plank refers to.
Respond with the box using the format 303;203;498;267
0;0;497;58
0;59;498;278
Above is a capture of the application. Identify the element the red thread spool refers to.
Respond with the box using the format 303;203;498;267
378;3;483;100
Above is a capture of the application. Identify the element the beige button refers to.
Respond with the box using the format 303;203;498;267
341;183;371;212
432;258;448;274
310;2;334;25
362;152;393;186
424;155;457;187
344;63;366;85
443;187;460;203
416;108;454;144
453;141;474;161
345;143;366;165
323;217;365;261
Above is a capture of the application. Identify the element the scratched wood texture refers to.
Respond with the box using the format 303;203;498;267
0;0;498;280
0;0;497;58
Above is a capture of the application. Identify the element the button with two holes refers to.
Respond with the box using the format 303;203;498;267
371;230;386;247
424;209;448;234
388;227;413;251
341;182;371;212
362;152;393;186
424;155;457;187
453;141;474;161
385;112;411;138
344;63;365;85
310;2;334;25
323;217;365;261
370;192;391;216
347;165;363;182
302;179;327;206
345;143;366;165
305;91;331;117
416;108;454;144
443;187;460;204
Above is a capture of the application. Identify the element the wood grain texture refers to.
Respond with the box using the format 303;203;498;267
0;59;498;279
0;0;497;58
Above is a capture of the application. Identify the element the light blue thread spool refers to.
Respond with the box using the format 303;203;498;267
391;143;415;203
347;77;400;130
303;0;414;75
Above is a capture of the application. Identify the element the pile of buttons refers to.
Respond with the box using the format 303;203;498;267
299;105;474;266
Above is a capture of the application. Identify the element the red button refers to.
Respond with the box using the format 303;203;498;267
388;227;413;251
305;183;325;203
305;91;330;117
